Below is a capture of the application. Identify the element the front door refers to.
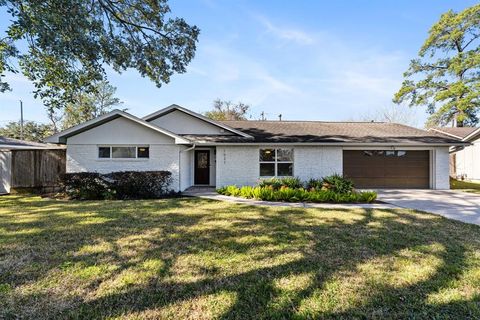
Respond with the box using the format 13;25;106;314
194;150;210;185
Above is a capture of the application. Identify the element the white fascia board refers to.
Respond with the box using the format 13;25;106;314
45;109;191;144
191;142;470;147
462;127;480;142
143;104;253;138
428;128;464;140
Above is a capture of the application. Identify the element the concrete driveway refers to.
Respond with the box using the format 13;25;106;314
377;189;480;225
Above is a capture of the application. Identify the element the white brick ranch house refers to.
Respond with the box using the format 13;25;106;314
46;104;466;191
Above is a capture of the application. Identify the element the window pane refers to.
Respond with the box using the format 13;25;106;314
98;147;110;158
137;147;149;158
277;148;293;161
396;151;407;157
112;147;136;158
277;163;293;176
260;149;275;161
260;163;275;176
385;150;395;157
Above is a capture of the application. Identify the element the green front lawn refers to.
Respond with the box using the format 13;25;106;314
451;178;480;194
1;195;479;319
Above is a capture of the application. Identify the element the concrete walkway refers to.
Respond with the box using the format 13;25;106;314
376;189;480;226
183;187;480;225
182;187;396;210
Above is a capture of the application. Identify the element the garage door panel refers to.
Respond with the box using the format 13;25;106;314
343;150;430;189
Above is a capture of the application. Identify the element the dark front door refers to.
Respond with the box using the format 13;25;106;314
194;150;210;185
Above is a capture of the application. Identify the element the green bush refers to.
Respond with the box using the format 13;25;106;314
63;171;173;200
305;178;323;190
321;174;354;194
216;184;376;204
258;177;302;190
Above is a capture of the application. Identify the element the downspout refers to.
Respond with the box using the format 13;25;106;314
179;144;195;191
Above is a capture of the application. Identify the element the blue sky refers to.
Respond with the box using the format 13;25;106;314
0;0;477;126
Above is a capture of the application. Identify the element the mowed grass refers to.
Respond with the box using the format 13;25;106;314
451;178;480;195
1;196;480;319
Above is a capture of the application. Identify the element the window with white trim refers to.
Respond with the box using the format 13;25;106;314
259;148;293;177
98;146;149;159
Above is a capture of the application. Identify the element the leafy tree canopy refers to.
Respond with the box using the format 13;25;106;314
0;120;53;142
393;4;480;127
204;99;250;121
61;80;123;130
0;0;199;113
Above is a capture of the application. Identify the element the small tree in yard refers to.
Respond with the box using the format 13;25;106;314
393;4;480;127
204;99;250;120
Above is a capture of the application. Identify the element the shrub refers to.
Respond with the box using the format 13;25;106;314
63;171;173;200
216;184;377;203
305;178;323;190
321;174;354;194
258;178;283;190
358;191;377;203
63;172;114;200
105;171;173;199
258;177;302;190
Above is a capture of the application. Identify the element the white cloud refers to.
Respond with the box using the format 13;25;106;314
254;15;315;45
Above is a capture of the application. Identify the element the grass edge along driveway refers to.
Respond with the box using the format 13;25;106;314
1;195;480;319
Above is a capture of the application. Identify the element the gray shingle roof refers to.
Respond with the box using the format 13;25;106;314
0;136;65;150
431;127;478;139
183;121;464;145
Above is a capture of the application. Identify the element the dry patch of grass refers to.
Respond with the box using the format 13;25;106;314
451;178;480;194
1;195;480;319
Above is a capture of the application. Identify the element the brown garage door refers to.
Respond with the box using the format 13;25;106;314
343;150;430;189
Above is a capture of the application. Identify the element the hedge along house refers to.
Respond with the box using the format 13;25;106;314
46;104;467;191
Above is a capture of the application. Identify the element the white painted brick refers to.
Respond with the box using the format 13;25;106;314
215;146;343;187
435;147;450;189
294;147;343;181
216;146;259;187
67;144;182;191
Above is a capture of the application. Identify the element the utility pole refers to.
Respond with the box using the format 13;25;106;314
20;100;24;140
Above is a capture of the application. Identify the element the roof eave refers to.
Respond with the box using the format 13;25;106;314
45;109;191;144
462;127;480;141
191;141;469;147
143;104;254;139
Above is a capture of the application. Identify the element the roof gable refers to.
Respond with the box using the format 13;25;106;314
45;109;191;144
430;127;480;141
143;104;252;138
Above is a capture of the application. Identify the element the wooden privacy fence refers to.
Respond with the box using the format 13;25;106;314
10;149;66;192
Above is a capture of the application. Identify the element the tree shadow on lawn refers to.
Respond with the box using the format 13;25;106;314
1;196;480;319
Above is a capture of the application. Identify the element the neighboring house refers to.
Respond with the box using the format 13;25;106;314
45;104;466;191
430;127;480;181
0;136;66;194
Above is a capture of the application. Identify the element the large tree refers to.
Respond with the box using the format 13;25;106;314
393;4;480;127
61;80;123;130
0;0;199;114
0;120;53;142
204;99;250;121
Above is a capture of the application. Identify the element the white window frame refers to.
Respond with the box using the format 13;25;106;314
259;148;294;177
97;145;150;160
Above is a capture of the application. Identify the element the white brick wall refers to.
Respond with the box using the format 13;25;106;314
216;146;260;187
215;146;343;187
67;144;182;191
294;147;343;181
434;147;450;189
